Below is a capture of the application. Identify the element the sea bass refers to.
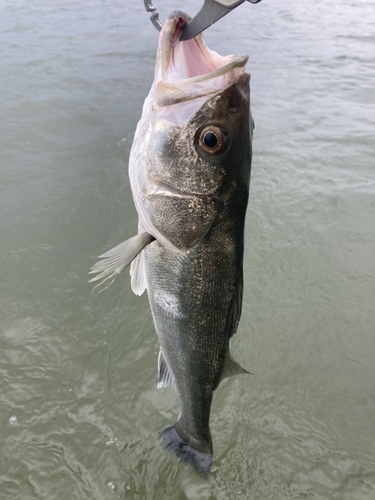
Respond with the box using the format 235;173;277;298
90;11;253;472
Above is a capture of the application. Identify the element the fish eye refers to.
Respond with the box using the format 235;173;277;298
197;126;229;156
203;132;218;149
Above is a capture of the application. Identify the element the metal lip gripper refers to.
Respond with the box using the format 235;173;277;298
144;0;262;40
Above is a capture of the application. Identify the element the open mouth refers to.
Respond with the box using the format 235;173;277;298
154;11;248;109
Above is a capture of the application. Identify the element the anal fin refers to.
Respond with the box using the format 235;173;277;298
221;350;250;381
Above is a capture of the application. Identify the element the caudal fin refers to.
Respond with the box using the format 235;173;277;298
160;425;212;473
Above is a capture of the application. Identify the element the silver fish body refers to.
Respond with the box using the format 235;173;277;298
90;11;253;472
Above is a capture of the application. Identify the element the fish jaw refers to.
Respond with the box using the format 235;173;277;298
154;11;249;122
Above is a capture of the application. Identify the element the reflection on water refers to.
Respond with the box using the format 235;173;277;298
1;0;374;498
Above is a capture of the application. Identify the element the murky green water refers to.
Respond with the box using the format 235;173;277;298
1;0;374;498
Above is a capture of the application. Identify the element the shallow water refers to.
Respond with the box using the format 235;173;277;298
1;0;374;498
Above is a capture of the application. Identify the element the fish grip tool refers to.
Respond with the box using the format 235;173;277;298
144;0;262;40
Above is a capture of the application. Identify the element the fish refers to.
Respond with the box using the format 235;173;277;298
89;10;253;472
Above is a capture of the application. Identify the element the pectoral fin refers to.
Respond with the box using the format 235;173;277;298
89;232;154;291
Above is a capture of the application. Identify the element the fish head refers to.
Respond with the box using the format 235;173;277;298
130;12;253;250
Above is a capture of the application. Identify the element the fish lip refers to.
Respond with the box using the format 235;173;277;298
158;11;248;86
160;12;189;77
144;180;220;200
144;182;190;199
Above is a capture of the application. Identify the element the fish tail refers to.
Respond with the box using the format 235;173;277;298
160;425;212;473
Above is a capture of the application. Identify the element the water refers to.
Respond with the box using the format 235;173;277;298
1;0;374;498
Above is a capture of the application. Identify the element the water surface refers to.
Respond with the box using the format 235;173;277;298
1;0;374;498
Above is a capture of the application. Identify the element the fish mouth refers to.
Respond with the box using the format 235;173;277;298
154;11;248;110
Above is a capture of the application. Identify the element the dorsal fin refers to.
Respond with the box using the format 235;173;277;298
89;232;154;291
157;349;176;390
